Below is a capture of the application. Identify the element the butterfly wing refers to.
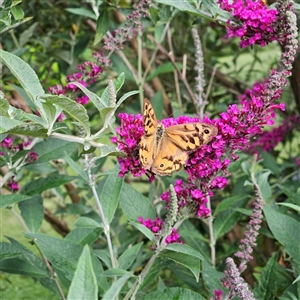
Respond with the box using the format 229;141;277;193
165;123;217;151
151;123;217;175
139;99;158;169
151;136;188;176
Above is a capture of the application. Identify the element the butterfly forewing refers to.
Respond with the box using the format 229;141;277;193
143;98;157;137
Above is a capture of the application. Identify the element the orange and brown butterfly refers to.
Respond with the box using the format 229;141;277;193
139;99;218;176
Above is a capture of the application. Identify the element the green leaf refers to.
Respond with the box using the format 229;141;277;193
165;243;203;261
74;217;102;229
97;145;124;159
277;203;300;213
67;245;98;300
64;153;89;181
141;287;205;300
65;227;102;246
130;222;155;241
0;238;48;277
68;82;105;112
254;252;294;299
11;5;24;20
0;50;44;98
161;251;200;282
102;273;132;300
120;182;156;222
0;116;24;132
23;234;109;293
256;170;272;202
178;221;210;262
0;194;32;208
0;121;48;138
65;7;97;19
21;174;77;196
146;62;182;81
0;98;10;117
213;196;249;239
42;94;90;137
94;8;109;45
214;194;248;215
118;242;143;270
0;256;48;277
18;195;44;233
264;206;300;264
96;174;123;224
155;0;201;15
0;240;33;261
33;138;77;164
260;151;280;177
102;269;135;277
202;261;225;297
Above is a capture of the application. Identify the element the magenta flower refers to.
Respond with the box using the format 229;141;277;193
8;177;19;191
218;0;278;48
28;152;38;163
1;138;13;149
247;114;300;154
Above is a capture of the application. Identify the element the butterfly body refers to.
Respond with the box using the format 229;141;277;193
139;99;217;176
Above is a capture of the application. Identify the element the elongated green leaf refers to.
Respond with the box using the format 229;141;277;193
21;174;77;196
74;217;102;228
277;203;300;213
179;221;210;262
165;243;203;261
0;121;48;138
257;171;272;202
0;116;24;132
0;241;32;260
141;287;205;300
0;50;44;100
0;98;10;117
0;257;48;277
155;0;200;15
18;195;44;233
96;174;123;223
264;206;300;264
0;238;48;277
68;82;105;112
102;274;132;300
67;245;98;300
33;138;77;164
130;222;155;241
102;269;135;277
42;94;90;137
65;7;96;19
94;8;109;45
255;251;293;299
161;250;200;282
146;62;182;81
118;242;143;270
65;227;102;246
0;194;31;208
64;153;89;181
213;196;249;239
120;182;156;222
214;194;248;215
24;233;109;293
202;261;225;296
260;151;280;177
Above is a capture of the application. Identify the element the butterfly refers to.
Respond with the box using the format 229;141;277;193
139;98;218;176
